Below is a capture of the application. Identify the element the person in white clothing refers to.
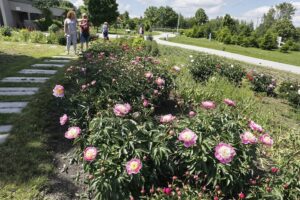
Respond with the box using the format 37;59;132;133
64;11;77;55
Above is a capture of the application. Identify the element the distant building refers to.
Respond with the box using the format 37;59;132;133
0;0;65;28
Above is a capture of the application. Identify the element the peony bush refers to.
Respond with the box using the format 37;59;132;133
53;39;299;199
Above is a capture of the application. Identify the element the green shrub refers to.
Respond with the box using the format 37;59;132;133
19;29;30;42
280;43;289;53
35;18;53;31
48;24;60;33
30;31;46;43
279;80;300;107
132;37;145;48
56;31;66;45
249;71;276;95
145;40;159;56
0;26;12;36
190;54;245;85
260;31;277;50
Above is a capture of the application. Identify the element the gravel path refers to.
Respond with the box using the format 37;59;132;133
154;34;300;75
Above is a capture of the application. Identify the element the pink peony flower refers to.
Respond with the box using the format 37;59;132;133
178;128;198;147
271;167;279;173
143;99;149;107
240;131;258;144
215;143;236;164
160;114;176;124
238;192;246;199
83;147;98;161
53;85;64;97
59;114;68;126
248;120;263;132
153;90;159;95
65;126;81;139
155;77;165;87
201;101;216;110
259;134;273;146
126;158;142;175
189;111;196;118
163;187;172;195
224;98;236;107
145;72;153;79
113;103;131;117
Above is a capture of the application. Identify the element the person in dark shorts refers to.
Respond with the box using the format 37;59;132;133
102;22;109;40
79;13;90;52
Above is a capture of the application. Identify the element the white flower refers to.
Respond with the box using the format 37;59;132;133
231;64;234;68
298;89;300;95
191;59;194;63
189;55;193;58
290;85;294;88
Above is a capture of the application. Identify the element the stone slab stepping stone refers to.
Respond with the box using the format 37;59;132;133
0;87;39;96
32;64;65;68
19;69;57;75
1;77;49;83
0;102;28;113
0;125;12;133
44;59;71;63
0;134;10;144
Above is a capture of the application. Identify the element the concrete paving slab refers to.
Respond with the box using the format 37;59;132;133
19;69;57;75
1;77;49;83
0;87;39;96
31;64;65;68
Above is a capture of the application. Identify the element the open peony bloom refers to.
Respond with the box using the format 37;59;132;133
155;77;165;87
160;114;176;124
189;111;196;118
143;99;149;107
259;134;273;146
59;114;68;126
248;120;263;132
240;131;258;144
65;126;81;139
224;99;236;107
178;128;198;147
215;143;236;164
145;72;153;79
83;147;98;161
201;101;216;110
126;158;142;175
163;187;172;195
53;85;64;97
113;103;131;117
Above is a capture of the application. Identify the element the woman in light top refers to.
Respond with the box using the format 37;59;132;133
64;11;77;55
102;22;109;40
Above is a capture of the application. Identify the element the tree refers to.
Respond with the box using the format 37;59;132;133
222;14;237;33
59;0;75;10
272;19;296;40
275;2;296;20
195;8;208;25
260;31;277;50
32;0;60;9
144;6;159;26
87;0;119;27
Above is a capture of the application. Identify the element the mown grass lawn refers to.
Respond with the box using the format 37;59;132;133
0;41;76;199
169;36;300;67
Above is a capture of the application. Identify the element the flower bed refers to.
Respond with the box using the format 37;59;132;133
52;39;299;199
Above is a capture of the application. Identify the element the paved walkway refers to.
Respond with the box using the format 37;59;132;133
154;34;300;75
0;56;75;144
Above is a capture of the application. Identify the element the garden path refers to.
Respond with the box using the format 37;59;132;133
154;33;300;75
0;57;73;144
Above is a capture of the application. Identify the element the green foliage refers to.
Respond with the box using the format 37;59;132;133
248;71;276;95
0;26;12;37
30;31;46;43
144;6;178;28
279;80;300;107
87;0;119;27
32;0;59;9
260;31;277;50
145;40;160;56
280;43;290;53
20;29;30;42
195;8;208;25
48;24;60;33
190;54;245;85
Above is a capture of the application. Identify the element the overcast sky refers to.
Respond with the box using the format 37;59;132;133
71;0;300;27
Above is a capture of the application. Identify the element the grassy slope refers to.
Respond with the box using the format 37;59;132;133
168;36;300;67
0;41;75;199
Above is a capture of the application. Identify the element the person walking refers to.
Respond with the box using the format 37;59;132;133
139;25;144;37
102;22;109;40
64;11;77;55
79;13;90;52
